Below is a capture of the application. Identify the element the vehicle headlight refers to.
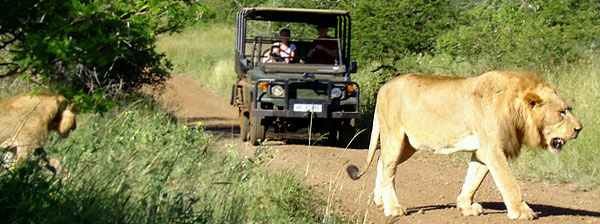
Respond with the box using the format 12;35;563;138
331;88;343;99
270;85;285;97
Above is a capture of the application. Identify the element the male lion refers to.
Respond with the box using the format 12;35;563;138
0;92;76;175
347;71;582;220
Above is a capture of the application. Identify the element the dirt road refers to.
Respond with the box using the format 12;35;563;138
157;74;600;223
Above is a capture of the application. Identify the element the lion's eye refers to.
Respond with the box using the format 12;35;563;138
559;110;568;116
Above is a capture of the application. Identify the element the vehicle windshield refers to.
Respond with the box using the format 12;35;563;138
236;9;352;76
246;36;342;67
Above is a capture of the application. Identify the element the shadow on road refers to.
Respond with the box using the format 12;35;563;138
407;204;456;215
386;202;600;221
183;117;239;136
481;202;600;218
386;204;456;223
183;116;370;148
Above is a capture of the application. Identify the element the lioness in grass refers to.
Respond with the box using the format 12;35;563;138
347;71;582;220
0;92;76;176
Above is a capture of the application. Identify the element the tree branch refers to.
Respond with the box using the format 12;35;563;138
0;67;24;78
0;35;21;49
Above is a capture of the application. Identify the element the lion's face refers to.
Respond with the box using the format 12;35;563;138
530;86;582;153
49;102;77;138
57;109;77;137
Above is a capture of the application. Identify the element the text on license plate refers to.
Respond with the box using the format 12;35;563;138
293;104;323;112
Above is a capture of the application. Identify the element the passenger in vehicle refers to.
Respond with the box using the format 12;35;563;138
264;28;296;63
307;25;339;64
263;45;282;63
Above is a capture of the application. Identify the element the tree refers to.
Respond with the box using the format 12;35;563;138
345;0;458;62
0;0;206;112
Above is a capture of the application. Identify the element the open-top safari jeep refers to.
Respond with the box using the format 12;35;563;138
232;7;359;145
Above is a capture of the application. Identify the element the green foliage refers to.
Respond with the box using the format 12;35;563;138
156;25;236;98
201;0;342;23
0;0;206;112
346;1;458;62
0;99;343;223
436;0;600;68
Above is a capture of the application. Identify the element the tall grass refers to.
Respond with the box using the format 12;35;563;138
156;24;236;98
0;98;344;223
510;54;600;190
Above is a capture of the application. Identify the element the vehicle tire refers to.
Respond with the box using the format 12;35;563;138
250;116;266;145
326;124;339;146
337;119;356;148
239;111;250;141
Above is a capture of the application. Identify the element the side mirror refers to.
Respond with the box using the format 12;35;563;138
239;58;249;72
349;61;358;73
235;53;249;75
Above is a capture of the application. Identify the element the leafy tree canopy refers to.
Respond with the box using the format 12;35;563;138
436;0;600;66
0;0;206;112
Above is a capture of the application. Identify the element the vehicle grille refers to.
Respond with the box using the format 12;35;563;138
288;83;328;101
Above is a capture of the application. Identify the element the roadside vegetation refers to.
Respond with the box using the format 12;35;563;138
0;96;344;223
156;25;236;98
163;0;599;190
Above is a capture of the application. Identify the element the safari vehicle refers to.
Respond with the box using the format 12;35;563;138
232;7;360;146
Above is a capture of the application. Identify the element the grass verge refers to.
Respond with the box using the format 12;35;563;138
156;24;236;98
0;98;344;223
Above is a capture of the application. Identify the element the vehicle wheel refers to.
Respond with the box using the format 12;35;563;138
337;119;356;148
250;116;266;145
239;111;250;141
326;124;339;146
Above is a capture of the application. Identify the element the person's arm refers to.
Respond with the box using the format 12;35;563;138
285;44;297;63
262;49;272;63
315;44;338;57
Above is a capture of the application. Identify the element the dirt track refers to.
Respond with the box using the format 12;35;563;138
157;74;600;223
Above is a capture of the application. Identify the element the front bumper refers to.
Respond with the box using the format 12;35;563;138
253;108;360;119
252;79;360;119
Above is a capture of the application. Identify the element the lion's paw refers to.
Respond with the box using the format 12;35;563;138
373;188;383;207
373;196;383;208
507;202;537;220
384;205;407;217
458;202;483;216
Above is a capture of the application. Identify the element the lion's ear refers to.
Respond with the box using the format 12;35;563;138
55;95;66;107
524;92;544;109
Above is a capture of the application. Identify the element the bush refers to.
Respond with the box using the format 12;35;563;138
0;0;205;112
348;1;458;62
436;0;600;68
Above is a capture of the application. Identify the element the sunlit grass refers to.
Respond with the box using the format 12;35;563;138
510;54;600;190
156;24;236;98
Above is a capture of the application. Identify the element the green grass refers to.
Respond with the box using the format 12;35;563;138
510;54;600;190
156;24;236;98
0;98;344;223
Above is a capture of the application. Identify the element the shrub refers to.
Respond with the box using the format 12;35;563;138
436;0;600;68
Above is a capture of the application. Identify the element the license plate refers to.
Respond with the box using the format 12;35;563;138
293;104;323;112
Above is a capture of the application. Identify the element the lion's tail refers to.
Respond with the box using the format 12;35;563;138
346;105;380;180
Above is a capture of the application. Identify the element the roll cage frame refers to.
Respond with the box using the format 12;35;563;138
235;7;352;75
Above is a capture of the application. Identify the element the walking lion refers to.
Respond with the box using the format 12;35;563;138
1;92;76;175
347;71;582;220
